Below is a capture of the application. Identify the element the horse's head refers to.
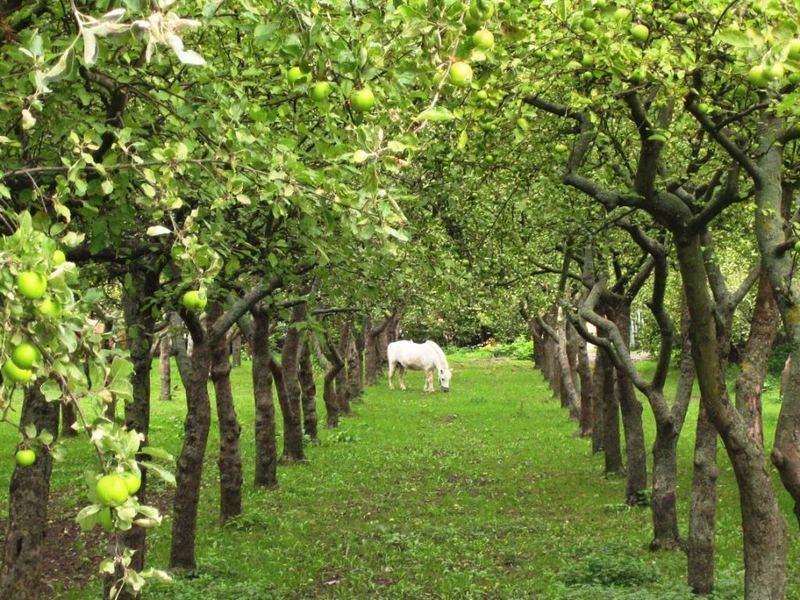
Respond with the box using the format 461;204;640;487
438;367;452;392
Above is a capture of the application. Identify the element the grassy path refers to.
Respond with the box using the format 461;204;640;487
5;357;799;598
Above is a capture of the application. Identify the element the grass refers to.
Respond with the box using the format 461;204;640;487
1;354;799;599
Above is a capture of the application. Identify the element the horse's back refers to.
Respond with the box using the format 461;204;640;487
388;340;435;369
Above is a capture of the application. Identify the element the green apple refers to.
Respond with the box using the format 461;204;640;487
580;17;596;32
96;473;129;506
472;29;495;49
36;297;62;318
3;361;33;384
476;89;489;100
121;472;142;495
697;102;711;115
52;250;66;265
351;88;375;112
614;7;631;20
11;343;39;369
181;290;207;312
554;143;569;154
310;81;332;101
766;62;785;80
449;61;473;87
631;67;648;83
788;39;800;61
747;65;769;87
581;53;595;67
15;449;35;467
286;66;307;84
468;0;495;21
16;271;47;299
630;24;649;42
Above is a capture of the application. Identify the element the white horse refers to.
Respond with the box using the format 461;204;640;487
387;340;452;392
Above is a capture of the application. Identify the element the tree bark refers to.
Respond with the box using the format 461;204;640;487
211;327;243;523
735;268;777;446
347;321;364;401
251;309;278;488
170;338;213;570
591;343;606;454
676;233;786;599
60;402;77;437
687;404;718;594
159;335;172;402
336;322;353;415
281;302;307;458
298;339;318;440
364;316;384;385
612;305;648;506
595;346;622;474
320;338;343;428
556;316;580;420
0;387;59;600
575;319;594;437
106;265;159;599
231;333;242;367
651;312;694;551
269;356;305;463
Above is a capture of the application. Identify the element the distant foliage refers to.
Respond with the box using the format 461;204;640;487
487;336;534;361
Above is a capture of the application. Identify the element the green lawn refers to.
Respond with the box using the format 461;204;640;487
1;356;798;599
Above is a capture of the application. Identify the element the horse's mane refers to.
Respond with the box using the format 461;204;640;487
424;340;449;370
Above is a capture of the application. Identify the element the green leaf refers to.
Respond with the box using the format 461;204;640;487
40;380;62;401
717;28;752;48
146;225;171;236
140;461;176;486
108;357;134;402
353;150;371;163
140;446;174;461
417;107;456;122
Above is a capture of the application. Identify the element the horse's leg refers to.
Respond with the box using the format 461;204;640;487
427;369;435;392
398;366;407;391
388;360;395;390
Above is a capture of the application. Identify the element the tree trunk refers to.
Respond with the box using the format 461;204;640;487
0;387;59;600
231;333;242;367
337;322;353;415
298;339;318;440
613;305;648;506
211;328;243;523
575;320;594;437
530;317;548;372
59;401;77;437
106;265;159;599
170;339;213;570
650;406;680;550
556;316;580;419
347;322;364;401
687;405;718;594
735;268;777;446
159;335;172;402
321;339;343;428
280;302;307;459
651;315;694;551
365;316;383;385
676;233;786;599
251;309;278;488
595;346;622;474
269;356;305;463
591;343;607;454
